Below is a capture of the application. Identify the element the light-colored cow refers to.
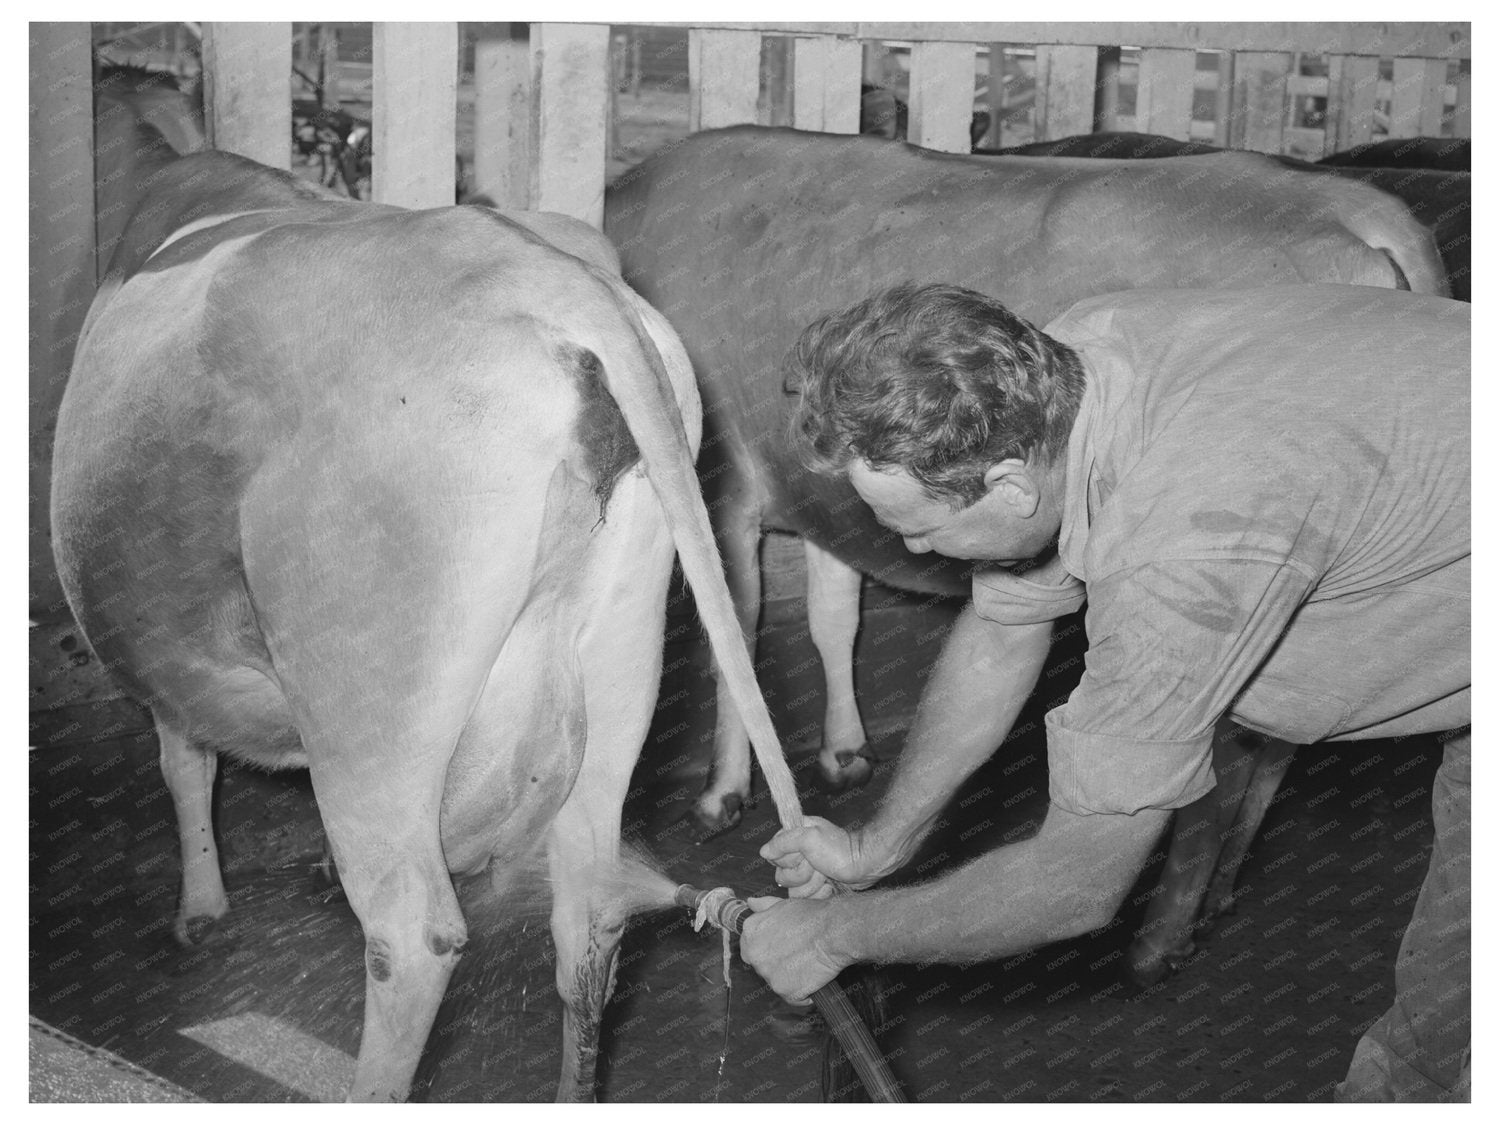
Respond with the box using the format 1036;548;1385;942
53;145;785;1101
604;125;1448;983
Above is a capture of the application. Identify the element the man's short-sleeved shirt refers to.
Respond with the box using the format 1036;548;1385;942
971;286;1469;816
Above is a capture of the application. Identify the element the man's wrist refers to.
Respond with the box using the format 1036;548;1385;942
818;891;870;969
852;821;920;882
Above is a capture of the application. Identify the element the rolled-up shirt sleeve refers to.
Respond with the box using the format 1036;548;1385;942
1048;557;1316;815
971;565;1087;625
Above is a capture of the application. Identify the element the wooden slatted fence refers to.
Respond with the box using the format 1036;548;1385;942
27;20;1473;734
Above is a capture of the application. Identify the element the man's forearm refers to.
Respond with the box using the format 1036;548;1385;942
835;802;1172;966
860;604;1053;873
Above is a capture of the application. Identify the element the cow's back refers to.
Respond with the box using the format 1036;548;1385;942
56;173;667;784
605;126;1435;594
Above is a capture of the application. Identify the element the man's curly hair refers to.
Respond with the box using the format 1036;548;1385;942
786;283;1085;506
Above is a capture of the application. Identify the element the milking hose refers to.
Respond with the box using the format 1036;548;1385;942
675;883;907;1103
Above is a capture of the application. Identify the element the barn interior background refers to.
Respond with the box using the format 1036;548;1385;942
30;21;1470;1102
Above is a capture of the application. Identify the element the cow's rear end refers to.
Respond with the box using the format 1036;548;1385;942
53;155;712;1101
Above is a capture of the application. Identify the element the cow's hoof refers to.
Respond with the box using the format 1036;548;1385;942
814;748;875;794
686;792;744;838
1122;957;1170;991
174;912;226;948
766;1002;821;1045
1122;937;1200;992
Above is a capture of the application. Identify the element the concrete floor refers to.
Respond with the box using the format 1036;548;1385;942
29;577;1447;1102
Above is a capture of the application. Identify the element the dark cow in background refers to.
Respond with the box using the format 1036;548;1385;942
56;109;787;1097
605;124;1449;986
1317;136;1469;172
991;131;1471;301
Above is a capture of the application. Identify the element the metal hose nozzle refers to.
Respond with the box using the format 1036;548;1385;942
674;883;907;1102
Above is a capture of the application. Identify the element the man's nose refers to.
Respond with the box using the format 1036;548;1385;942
902;536;931;554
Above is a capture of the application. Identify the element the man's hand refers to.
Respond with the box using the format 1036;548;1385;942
740;895;850;1004
760;815;894;899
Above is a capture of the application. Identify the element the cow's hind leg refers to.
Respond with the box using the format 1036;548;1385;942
156;714;230;945
552;482;675;1101
1201;735;1297;923
1124;721;1262;988
550;752;636;1104
694;484;763;833
805;539;872;792
312;764;467;1103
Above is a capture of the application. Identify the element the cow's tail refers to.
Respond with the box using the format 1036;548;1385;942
592;274;804;831
1334;181;1450;297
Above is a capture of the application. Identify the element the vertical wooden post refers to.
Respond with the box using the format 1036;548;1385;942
1034;44;1099;141
29;22;95;616
318;24;341;108
474;25;531;209
530;23;609;227
762;34;794;127
1229;50;1292;154
1328;54;1379;149
861;41;888;87
1212;52;1233;146
1135;47;1197;140
688;28;761;131
985;43;1007;147
908;41;974;152
1450;66;1471;137
372;23;457;208
793;36;861;134
1096;46;1122;131
202;22;291;168
1388;56;1448;137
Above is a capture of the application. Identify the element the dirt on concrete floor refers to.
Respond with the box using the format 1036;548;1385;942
30;591;1446;1102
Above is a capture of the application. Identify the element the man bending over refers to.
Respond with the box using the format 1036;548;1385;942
740;283;1469;1102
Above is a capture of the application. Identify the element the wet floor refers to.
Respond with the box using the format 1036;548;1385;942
30;579;1444;1102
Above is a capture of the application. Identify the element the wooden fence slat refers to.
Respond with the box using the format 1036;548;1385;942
763;34;794;127
373;23;458;208
792;35;861;133
202;22;291;168
1328;54;1379;149
530;23;609;227
984;43;1007;146
909;41;975;152
1034;44;1099;140
1135;47;1197;141
1095;46;1123;132
689;28;761;131
1451;68;1471;137
1212;51;1233;145
1389;56;1449;138
318;25;341;107
1229;50;1292;154
474;28;531;209
29;22;95;617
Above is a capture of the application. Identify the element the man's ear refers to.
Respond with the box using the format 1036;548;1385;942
981;459;1040;516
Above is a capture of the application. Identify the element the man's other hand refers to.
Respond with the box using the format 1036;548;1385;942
741;895;849;1004
760;815;889;899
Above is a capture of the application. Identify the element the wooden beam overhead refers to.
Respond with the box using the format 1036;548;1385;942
660;23;1469;60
